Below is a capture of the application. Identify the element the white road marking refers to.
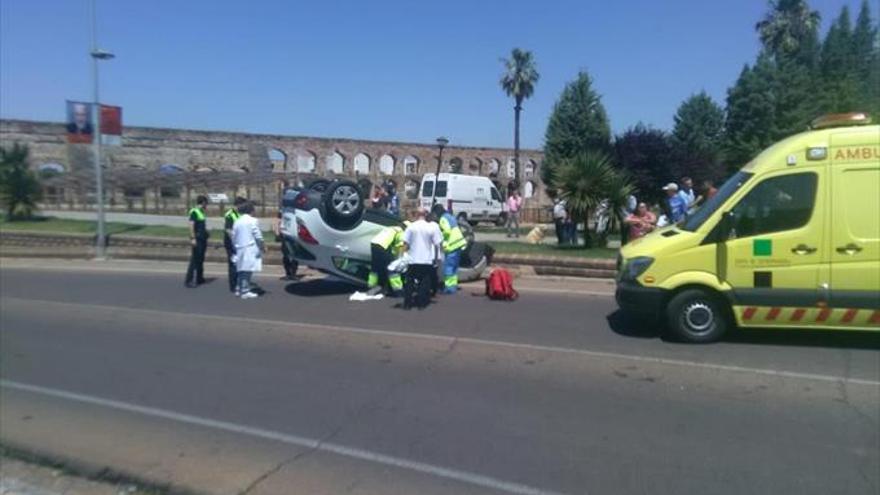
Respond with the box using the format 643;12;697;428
0;380;567;495
4;297;878;387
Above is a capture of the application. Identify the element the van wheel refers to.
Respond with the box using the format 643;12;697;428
665;289;729;343
495;212;508;227
457;212;468;224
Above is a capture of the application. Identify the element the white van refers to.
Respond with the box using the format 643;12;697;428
419;173;505;225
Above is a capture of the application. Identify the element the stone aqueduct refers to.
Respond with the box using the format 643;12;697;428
0;119;548;216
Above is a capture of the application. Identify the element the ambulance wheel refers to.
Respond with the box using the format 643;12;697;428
666;289;728;343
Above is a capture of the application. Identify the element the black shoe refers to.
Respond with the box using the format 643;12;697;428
197;279;207;285
185;282;198;288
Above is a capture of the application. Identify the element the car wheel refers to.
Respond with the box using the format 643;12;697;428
457;212;468;224
322;180;365;230
495;212;508;227
458;219;475;245
665;289;729;343
307;179;331;193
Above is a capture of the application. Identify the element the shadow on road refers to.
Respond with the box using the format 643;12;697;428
606;310;663;339
607;310;880;350
284;278;356;297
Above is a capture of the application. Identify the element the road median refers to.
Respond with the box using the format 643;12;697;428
0;230;618;279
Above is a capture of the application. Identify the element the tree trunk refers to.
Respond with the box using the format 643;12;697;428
513;103;521;190
582;211;592;248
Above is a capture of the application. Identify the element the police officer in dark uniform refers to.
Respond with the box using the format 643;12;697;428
224;197;247;293
185;195;209;288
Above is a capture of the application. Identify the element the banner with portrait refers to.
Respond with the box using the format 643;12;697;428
65;101;123;145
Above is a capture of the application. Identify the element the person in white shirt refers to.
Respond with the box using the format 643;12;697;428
552;198;567;245
401;207;443;309
232;202;265;299
678;176;696;208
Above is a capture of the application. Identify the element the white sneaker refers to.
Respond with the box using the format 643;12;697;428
240;291;258;299
234;289;241;297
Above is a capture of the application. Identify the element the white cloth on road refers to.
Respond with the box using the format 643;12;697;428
232;213;264;272
402;219;442;265
349;291;384;301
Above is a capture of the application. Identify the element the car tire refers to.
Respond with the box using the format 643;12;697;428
458;219;475;245
457;212;468;225
307;179;331;193
322;180;365;231
665;289;729;343
495;212;508;227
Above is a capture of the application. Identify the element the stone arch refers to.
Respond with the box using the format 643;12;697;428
524;180;536;199
449;157;463;174
158;163;185;198
404;179;419;199
296;150;317;173
487;158;500;176
268;148;287;172
524;159;536;178
403;155;419;175
468;158;482;175
506;158;516;179
326;151;345;175
379;154;395;175
37;162;66;177
354;153;371;175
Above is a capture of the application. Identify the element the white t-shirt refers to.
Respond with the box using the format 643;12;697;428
403;219;442;265
553;201;566;219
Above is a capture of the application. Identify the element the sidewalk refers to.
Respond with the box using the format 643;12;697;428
0;455;155;495
40;210;274;231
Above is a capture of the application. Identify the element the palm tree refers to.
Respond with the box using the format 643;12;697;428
0;143;41;220
553;151;632;248
755;0;821;59
500;48;539;188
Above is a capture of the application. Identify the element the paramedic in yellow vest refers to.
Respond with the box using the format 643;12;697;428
185;195;210;288
431;204;467;294
223;197;247;293
368;225;405;296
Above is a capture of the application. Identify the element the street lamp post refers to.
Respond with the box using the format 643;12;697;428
90;0;113;259
432;136;448;206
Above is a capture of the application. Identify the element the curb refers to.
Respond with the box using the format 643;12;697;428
1;230;619;279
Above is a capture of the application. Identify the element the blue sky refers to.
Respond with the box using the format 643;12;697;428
0;0;865;149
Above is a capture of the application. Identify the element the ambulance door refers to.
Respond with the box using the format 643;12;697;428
829;133;880;318
722;170;825;322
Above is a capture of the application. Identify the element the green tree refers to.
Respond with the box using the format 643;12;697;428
543;71;611;187
500;48;539;187
671;92;726;182
851;0;880;115
0;143;41;220
552;151;632;248
756;0;822;62
614;124;674;205
723;57;779;171
818;6;861;113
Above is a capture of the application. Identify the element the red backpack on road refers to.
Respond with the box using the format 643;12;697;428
486;268;518;301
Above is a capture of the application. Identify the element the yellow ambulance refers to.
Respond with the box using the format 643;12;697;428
616;112;880;342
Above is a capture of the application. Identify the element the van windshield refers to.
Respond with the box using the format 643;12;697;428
681;171;752;232
422;180;447;198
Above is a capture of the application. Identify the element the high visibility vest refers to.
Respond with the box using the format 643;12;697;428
189;207;206;221
439;213;467;253
371;226;404;254
224;208;240;222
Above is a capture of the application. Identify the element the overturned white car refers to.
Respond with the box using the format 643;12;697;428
279;179;493;287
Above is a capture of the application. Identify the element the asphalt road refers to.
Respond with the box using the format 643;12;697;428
1;260;878;495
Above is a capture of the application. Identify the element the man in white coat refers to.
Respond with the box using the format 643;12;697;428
232;201;265;299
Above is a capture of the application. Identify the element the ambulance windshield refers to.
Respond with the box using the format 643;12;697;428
681;171;752;232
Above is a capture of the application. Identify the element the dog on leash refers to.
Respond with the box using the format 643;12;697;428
525;225;545;244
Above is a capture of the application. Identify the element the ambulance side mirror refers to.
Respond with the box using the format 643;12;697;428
708;211;736;244
720;211;736;241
